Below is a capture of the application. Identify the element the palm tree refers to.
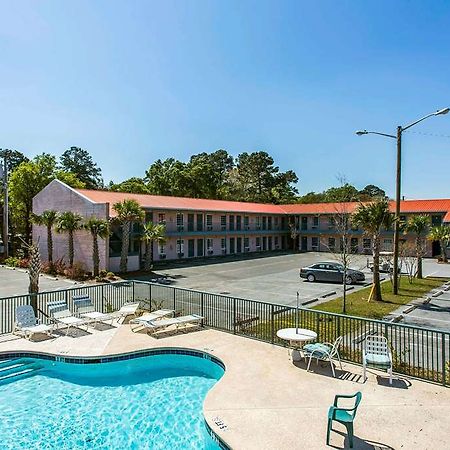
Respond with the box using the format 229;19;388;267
84;217;110;277
352;199;393;302
142;222;166;271
32;210;58;268
55;211;84;267
406;215;429;278
112;199;144;272
428;225;450;263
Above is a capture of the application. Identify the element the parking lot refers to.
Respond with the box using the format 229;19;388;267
0;266;76;298
134;252;375;307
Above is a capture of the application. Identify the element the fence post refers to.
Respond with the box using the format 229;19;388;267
442;332;447;387
149;283;152;307
233;298;237;334
201;292;204;328
173;288;176;312
132;281;135;302
271;304;275;344
101;284;105;312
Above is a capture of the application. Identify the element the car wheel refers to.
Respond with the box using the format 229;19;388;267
307;274;316;282
345;275;353;285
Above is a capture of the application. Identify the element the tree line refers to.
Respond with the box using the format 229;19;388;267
1;145;386;255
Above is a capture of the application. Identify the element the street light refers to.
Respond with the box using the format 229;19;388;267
356;108;449;295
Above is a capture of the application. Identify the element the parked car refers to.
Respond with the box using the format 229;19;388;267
300;262;365;285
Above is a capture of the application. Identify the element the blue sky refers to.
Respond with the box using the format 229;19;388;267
1;0;449;198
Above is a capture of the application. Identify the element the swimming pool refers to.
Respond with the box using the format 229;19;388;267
0;351;225;449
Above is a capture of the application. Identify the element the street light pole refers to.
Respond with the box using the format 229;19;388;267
356;107;449;295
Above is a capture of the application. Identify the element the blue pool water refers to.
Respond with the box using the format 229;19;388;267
0;353;224;449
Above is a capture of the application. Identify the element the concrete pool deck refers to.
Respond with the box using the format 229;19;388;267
0;324;449;449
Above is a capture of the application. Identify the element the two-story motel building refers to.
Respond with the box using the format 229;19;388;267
32;180;450;272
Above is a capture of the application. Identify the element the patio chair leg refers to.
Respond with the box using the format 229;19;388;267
336;352;343;370
330;360;336;378
326;418;332;445
345;422;354;448
363;362;366;382
389;367;393;385
307;355;313;371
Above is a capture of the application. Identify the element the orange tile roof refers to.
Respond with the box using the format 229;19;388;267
75;188;450;221
281;199;450;220
76;189;286;216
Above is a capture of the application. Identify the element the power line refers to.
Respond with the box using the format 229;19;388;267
404;130;450;139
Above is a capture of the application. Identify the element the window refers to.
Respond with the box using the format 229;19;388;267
350;237;358;253
244;216;249;230
196;214;203;231
176;239;184;256
221;238;227;254
383;239;393;251
145;212;153;222
328;237;336;251
301;217;308;230
281;217;286;230
206;214;213;231
432;215;442;226
229;215;235;231
328;217;335;229
312;216;319;228
236;215;242;231
262;216;267;230
274;236;279;248
244;237;249;251
206;238;213;254
363;238;371;253
268;217;272;230
157;213;165;224
187;214;194;232
274;217;279;229
158;243;166;259
311;237;319;250
256;237;261;248
220;215;226;231
256;216;261;230
176;213;184;232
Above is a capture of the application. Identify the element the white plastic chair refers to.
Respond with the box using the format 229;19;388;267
363;335;393;384
13;305;53;340
303;336;343;377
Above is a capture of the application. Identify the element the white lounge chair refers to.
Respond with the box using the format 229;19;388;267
47;300;90;335
73;295;114;327
140;314;204;334
303;336;343;377
363;335;393;385
13;305;53;340
130;309;174;332
112;302;141;323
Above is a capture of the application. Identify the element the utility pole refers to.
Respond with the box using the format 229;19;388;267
1;155;8;257
356;107;449;296
392;126;402;295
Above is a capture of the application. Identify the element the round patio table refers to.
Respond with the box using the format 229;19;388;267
276;328;317;361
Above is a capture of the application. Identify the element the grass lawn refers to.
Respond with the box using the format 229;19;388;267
313;276;447;320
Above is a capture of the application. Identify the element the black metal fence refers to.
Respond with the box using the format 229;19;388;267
1;280;449;386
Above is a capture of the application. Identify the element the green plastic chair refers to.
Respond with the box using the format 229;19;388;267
326;392;362;448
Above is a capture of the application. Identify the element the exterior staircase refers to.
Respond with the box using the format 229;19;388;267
0;358;42;385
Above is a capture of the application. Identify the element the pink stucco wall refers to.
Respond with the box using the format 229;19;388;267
32;180;109;273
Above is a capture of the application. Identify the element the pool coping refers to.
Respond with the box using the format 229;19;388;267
0;347;230;449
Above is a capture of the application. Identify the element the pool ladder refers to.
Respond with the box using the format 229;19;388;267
0;358;42;385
